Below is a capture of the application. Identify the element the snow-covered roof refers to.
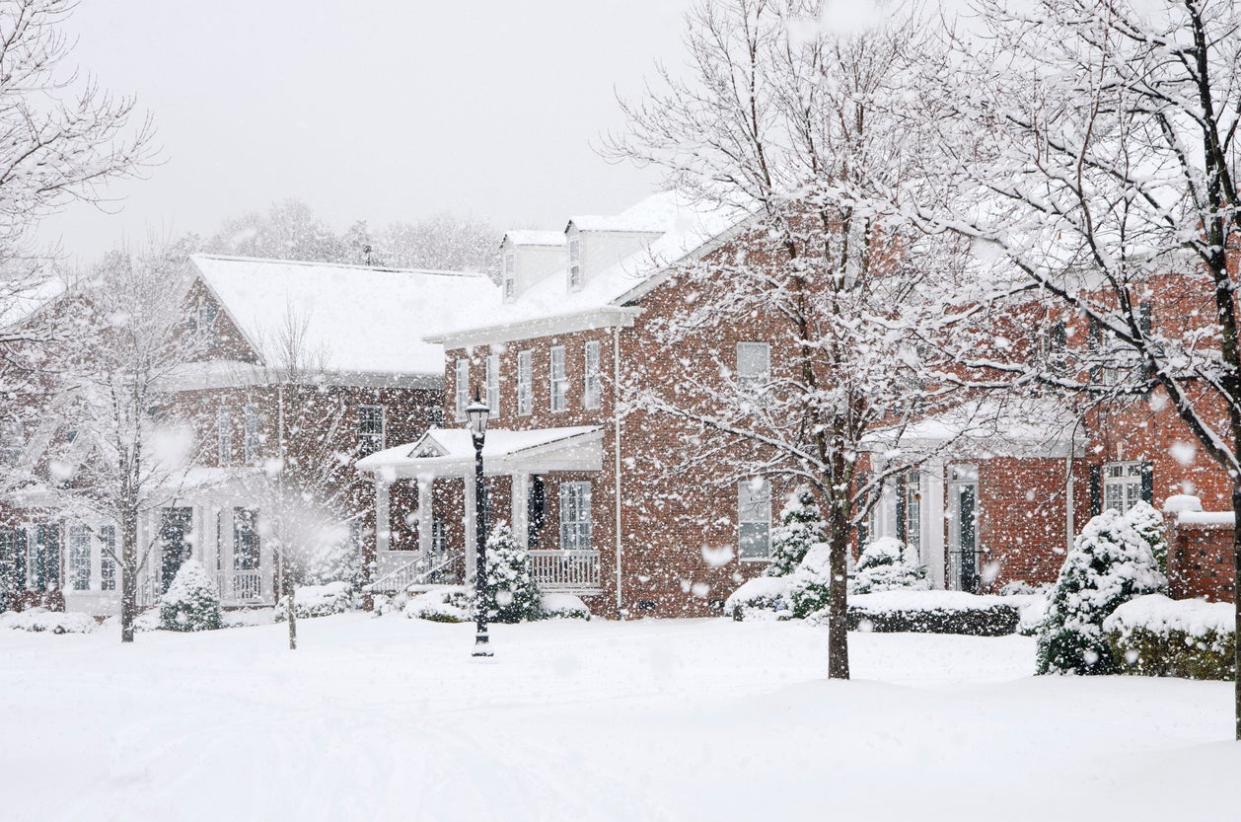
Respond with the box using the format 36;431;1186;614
190;255;498;377
0;275;68;330
502;230;566;247
357;425;602;476
864;397;1084;458
429;192;750;343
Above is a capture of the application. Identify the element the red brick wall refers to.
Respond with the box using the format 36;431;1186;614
1168;524;1235;602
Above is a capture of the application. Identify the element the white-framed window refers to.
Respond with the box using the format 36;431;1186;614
738;477;772;560
559;481;592;551
568;236;582;290
196;299;218;345
358;405;385;456
233;508;260;571
243;404;261;464
502;252;516;301
901;472;921;556
68;525;91;591
1103;461;1144;514
217;407;233;466
98;525;117;591
454;358;470;421
549;345;568;412
486;353;500;416
517;350;533;416
0;418;24;466
583;340;602;410
736;342;771;394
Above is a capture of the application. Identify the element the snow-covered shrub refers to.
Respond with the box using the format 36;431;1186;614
275;581;353;622
843;591;1021;636
1124;501;1168;574
1017;597;1049;637
788;543;833;618
998;580;1052;597
766;486;825;578
159;560;222;632
405;586;473;623
850;538;928;595
1035;510;1166;675
540;593;591;621
476;523;541;623
0;608;96;634
723;576;791;621
1104;594;1235;681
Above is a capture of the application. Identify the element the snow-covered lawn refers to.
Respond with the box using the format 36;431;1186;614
2;615;1236;822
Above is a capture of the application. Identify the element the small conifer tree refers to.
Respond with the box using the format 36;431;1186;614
766;486;826;577
1036;509;1166;675
159;560;222;632
476;523;541;623
1124;501;1168;574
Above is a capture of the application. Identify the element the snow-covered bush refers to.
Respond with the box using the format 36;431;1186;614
540;593;591;621
850;538;928;595
723;576;791;621
998;580;1052;597
1035;509;1166;675
405;586;473;623
788;543;833;618
476;523;541;623
766;486;825;578
843;591;1021;636
1124;501;1168;574
1104;594;1235;681
0;608;97;634
159;560;222;632
275;581;353;622
1017;597;1049;636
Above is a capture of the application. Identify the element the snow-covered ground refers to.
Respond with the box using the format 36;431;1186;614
2;615;1236;822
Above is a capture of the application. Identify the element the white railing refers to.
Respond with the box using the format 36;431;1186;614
136;576;161;609
218;570;264;603
529;550;601;592
367;552;456;594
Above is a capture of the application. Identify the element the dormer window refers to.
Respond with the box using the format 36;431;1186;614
502;252;516;302
568;237;582;290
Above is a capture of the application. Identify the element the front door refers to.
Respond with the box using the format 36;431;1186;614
159;507;193;593
948;466;980;593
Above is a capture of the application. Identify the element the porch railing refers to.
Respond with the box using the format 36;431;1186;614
529;550;601;592
136;576;161;609
366;552;456;594
218;570;263;603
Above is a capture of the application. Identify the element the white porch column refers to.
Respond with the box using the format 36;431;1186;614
375;479;391;553
417;477;433;554
924;458;946;590
261;511;275;603
511;473;530;550
463;472;477;579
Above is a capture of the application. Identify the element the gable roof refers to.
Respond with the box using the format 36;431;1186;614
502;230;566;247
190;254;498;377
427;191;751;344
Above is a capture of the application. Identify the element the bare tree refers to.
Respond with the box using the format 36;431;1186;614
51;245;207;642
610;0;975;678
912;0;1241;738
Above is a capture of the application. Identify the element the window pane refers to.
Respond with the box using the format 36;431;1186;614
69;526;90;591
736;343;771;378
99;526;116;591
739;523;770;559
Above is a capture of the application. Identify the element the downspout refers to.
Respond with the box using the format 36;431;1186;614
612;325;624;615
1064;452;1075;553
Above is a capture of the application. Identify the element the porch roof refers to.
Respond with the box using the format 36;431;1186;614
862;398;1084;459
356;426;604;478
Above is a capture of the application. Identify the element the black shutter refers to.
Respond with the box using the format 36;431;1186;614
43;524;60;589
527;475;546;548
894;476;907;544
1089;465;1102;517
1140;461;1154;504
1138;302;1153;336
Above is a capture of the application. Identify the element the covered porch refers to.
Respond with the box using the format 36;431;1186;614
357;426;606;596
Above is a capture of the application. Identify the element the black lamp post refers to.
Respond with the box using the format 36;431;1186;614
465;396;492;657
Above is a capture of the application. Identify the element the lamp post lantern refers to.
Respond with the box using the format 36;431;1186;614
465;396;492;657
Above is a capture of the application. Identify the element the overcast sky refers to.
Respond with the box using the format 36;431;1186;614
40;0;695;265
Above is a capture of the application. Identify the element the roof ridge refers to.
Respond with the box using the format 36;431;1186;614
190;253;486;279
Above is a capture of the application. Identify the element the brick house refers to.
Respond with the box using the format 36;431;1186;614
0;254;495;616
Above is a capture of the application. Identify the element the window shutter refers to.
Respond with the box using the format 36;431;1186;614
894;479;907;543
527;476;546;548
1138;302;1153;336
43;525;60;589
1089;465;1102;517
1140;461;1154;504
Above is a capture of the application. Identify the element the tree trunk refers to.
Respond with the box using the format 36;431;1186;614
827;501;851;680
120;506;139;644
284;550;297;651
1233;485;1240;741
